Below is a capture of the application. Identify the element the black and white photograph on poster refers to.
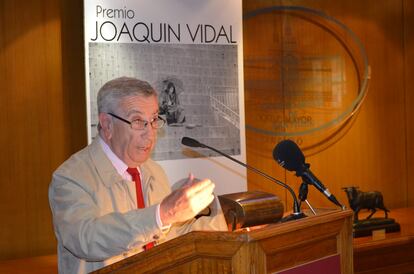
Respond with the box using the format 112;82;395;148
88;43;241;161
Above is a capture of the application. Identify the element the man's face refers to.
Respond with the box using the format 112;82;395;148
107;94;159;167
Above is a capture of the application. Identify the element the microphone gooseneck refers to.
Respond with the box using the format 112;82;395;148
273;140;343;208
181;137;305;221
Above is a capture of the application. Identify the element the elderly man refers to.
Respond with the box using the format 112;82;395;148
49;77;227;274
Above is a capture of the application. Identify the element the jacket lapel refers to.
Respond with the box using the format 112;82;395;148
140;163;155;206
88;137;124;188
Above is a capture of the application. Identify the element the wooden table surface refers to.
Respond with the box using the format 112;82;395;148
353;207;414;274
0;254;57;274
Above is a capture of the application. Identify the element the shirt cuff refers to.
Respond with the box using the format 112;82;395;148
156;204;171;234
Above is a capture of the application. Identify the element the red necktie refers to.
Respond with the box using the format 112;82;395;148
126;167;154;250
126;167;145;208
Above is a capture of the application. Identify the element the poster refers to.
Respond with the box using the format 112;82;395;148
84;0;246;194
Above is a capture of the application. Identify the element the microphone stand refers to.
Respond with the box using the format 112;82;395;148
191;142;306;222
298;181;317;216
297;164;344;209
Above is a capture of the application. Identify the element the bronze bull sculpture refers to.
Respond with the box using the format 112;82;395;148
342;186;389;222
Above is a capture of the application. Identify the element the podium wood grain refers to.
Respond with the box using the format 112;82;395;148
93;209;353;274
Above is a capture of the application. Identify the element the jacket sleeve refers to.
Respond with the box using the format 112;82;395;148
49;173;165;262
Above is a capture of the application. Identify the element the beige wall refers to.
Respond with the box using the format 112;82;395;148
0;0;412;259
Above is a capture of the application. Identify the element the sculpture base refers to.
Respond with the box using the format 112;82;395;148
353;218;400;238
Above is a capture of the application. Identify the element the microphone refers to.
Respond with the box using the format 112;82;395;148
181;137;206;148
181;136;306;222
273;140;343;208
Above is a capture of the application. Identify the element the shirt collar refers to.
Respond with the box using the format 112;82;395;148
98;136;140;180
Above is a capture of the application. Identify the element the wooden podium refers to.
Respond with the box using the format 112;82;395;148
93;209;353;274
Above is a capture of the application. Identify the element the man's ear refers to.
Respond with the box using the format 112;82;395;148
99;112;113;140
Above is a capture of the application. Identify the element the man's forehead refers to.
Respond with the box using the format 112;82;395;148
126;108;159;116
118;95;158;115
118;94;157;105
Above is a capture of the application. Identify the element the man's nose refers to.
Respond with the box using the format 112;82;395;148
141;124;156;137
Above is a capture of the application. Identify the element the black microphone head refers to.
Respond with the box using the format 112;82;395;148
273;139;305;172
181;137;204;148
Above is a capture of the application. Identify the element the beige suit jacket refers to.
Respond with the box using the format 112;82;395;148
49;138;227;274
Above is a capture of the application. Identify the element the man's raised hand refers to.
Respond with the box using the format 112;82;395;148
160;174;215;225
